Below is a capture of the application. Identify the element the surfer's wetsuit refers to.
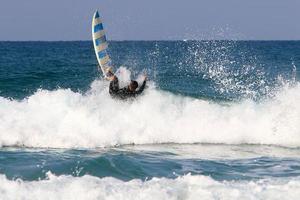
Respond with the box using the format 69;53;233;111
109;77;146;99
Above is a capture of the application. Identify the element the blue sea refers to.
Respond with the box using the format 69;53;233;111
0;41;299;199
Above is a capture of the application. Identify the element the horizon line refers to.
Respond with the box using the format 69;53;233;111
1;39;300;42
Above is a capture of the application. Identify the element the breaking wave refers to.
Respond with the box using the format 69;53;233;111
0;172;300;200
0;74;299;148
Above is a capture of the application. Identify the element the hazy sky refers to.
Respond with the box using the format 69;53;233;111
1;0;300;41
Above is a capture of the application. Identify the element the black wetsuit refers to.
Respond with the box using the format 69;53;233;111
109;77;146;99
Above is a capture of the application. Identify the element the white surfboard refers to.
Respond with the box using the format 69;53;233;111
92;10;112;77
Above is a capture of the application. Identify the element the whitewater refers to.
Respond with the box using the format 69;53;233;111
0;78;299;148
1;172;300;200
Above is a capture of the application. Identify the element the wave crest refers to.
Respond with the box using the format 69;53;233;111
0;80;299;148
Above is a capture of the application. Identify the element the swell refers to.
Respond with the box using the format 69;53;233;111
1;147;300;181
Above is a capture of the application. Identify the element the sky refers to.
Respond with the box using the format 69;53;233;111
0;0;300;41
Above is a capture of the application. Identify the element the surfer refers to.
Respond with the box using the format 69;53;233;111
106;68;147;99
92;11;146;99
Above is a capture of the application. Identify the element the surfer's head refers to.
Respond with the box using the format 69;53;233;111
129;80;138;91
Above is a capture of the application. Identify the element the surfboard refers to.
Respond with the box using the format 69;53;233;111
92;10;112;78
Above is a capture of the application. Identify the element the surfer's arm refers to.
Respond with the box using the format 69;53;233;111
107;70;114;78
136;80;146;95
105;67;115;80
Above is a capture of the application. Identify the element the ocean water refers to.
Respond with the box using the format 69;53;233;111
0;41;299;199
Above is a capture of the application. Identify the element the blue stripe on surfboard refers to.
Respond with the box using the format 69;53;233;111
94;23;103;33
98;50;108;59
95;11;100;18
95;35;107;46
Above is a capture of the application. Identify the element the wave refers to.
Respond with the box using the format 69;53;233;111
0;78;299;148
0;172;300;200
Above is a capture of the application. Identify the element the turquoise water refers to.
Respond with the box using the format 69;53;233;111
0;41;300;199
2;145;300;181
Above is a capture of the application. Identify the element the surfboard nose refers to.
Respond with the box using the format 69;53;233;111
95;10;100;18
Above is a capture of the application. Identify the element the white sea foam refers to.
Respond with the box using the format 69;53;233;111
0;173;300;200
0;78;299;148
